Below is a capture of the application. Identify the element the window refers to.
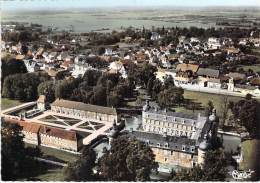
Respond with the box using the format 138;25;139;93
157;143;160;147
164;143;169;148
164;157;168;162
182;145;186;151
146;140;150;145
191;146;195;152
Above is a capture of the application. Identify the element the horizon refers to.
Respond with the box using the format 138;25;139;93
2;0;260;12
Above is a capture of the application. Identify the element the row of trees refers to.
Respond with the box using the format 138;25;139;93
2;72;50;101
63;136;229;181
38;70;134;107
1;57;28;88
64;136;158;181
147;75;185;108
1;122;43;180
229;95;260;138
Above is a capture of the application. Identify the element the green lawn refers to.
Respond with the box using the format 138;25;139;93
1;98;23;110
237;64;260;73
240;139;260;171
26;144;79;163
22;144;79;181
33;167;65;181
182;90;242;114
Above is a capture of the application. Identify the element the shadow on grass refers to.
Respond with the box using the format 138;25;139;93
183;98;205;111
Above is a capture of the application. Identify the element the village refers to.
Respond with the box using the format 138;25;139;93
1;21;260;181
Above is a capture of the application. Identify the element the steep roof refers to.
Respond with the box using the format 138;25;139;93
127;131;197;154
197;68;219;78
51;99;117;115
176;63;199;73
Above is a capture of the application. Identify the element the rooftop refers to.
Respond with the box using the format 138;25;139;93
51;99;117;115
127;130;197;154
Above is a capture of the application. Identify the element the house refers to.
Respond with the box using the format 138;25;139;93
57;52;69;61
104;48;113;56
228;72;246;81
150;32;161;41
46;52;58;63
224;47;240;55
61;60;74;70
51;99;118;123
207;78;221;89
71;62;92;78
23;59;40;73
109;61;127;78
208;37;221;49
196;68;219;78
235;85;260;97
176;64;199;74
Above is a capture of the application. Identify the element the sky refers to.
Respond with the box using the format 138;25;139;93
2;0;260;11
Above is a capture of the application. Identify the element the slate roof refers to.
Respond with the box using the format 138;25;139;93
143;107;203;126
128;131;197;154
51;99;117;115
197;68;220;78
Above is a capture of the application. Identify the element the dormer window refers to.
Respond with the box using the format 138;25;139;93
191;146;195;152
157;143;160;147
146;140;150;145
164;143;169;148
182;145;186;151
182;119;185;124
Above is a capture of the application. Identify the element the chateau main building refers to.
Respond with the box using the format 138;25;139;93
129;101;218;170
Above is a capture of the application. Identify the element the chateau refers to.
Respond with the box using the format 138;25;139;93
129;101;218;170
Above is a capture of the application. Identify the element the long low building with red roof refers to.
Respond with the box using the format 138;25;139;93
4;118;83;152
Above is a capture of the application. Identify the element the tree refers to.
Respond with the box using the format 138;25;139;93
205;100;214;116
157;86;184;108
1;122;42;180
2;72;50;101
97;136;158;181
172;150;227;181
63;147;97;181
1;57;27;87
219;95;229;129
230;98;260;138
37;81;56;103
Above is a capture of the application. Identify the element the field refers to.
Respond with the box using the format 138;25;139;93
1;98;23;110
